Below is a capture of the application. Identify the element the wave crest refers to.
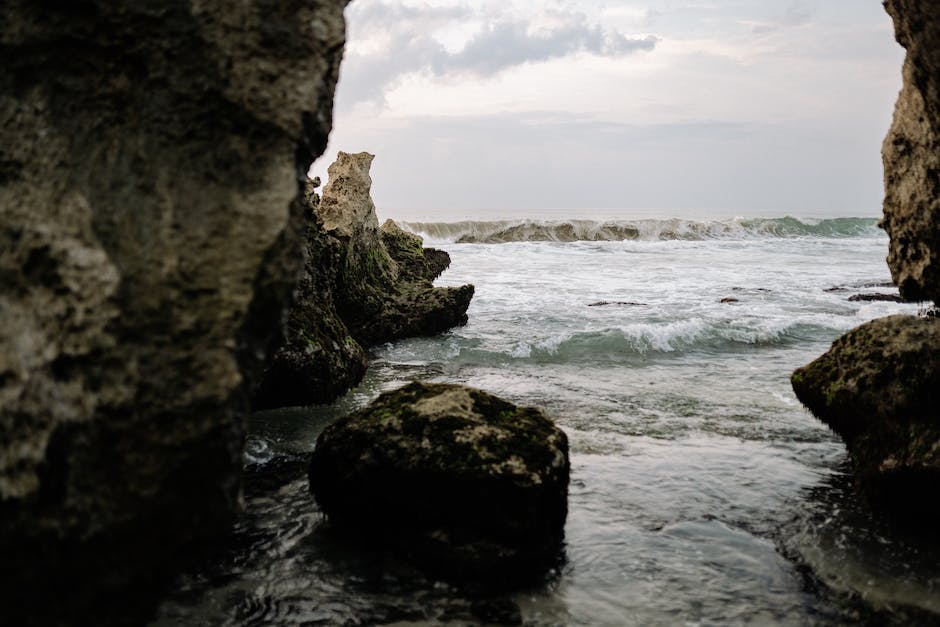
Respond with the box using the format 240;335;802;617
398;217;881;244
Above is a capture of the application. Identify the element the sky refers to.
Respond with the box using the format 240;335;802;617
311;0;905;219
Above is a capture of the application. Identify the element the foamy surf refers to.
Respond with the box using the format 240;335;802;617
398;216;881;244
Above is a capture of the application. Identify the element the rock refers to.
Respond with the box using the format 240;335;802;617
0;1;347;624
320;152;474;347
882;0;940;304
308;382;570;588
848;293;904;303
255;157;474;409
381;219;450;283
253;178;368;410
791;315;940;522
587;301;646;307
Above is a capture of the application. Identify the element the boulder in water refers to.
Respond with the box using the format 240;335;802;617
308;382;570;588
791;315;940;523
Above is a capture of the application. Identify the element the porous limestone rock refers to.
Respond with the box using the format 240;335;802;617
315;154;473;348
882;0;940;303
0;1;347;623
255;155;474;409
380;219;451;283
792;315;940;521
253;178;368;410
308;382;570;588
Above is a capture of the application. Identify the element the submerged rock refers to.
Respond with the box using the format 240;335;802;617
308;382;570;588
792;315;940;522
587;300;646;307
256;154;473;409
847;293;904;303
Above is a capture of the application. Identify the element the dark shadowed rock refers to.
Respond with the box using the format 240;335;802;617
253;178;368;410
791;315;940;522
848;293;904;303
308;382;570;588
0;1;346;624
587;301;646;307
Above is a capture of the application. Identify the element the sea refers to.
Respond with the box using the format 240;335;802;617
153;213;940;626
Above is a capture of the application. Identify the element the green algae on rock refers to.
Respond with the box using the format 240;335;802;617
308;382;570;588
792;315;940;522
255;153;474;409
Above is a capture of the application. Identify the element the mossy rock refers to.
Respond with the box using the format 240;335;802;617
308;382;570;588
791;314;940;523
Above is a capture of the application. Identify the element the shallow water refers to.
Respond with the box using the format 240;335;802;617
153;219;940;626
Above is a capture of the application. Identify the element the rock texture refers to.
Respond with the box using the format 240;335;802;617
253;178;368;409
309;382;570;588
792;315;940;521
0;1;346;624
882;0;940;303
792;2;940;525
255;153;474;409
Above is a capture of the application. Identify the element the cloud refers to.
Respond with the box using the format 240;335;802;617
338;2;658;108
743;3;812;35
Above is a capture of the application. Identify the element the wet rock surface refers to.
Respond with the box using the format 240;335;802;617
792;315;940;522
0;1;346;624
308;382;570;588
256;153;474;409
847;293;904;303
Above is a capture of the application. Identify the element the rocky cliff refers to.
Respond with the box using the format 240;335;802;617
793;1;940;523
0;1;347;624
255;152;474;409
882;0;940;304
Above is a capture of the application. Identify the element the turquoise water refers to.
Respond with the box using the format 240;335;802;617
153;217;940;626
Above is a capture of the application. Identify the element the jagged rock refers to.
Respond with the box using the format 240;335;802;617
256;155;474;409
882;0;940;304
0;1;347;624
791;315;940;522
381;219;450;283
309;382;569;588
253;186;368;410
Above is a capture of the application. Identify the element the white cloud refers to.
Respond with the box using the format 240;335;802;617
317;0;905;215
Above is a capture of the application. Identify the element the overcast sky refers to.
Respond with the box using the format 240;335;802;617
311;0;904;219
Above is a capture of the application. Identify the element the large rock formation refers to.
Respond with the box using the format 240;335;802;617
793;2;940;523
0;1;347;624
254;153;474;409
882;0;940;304
792;315;940;521
309;382;570;588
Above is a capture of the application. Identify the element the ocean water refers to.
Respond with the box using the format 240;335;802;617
154;216;940;626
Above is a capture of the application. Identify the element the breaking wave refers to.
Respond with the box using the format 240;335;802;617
398;216;881;244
